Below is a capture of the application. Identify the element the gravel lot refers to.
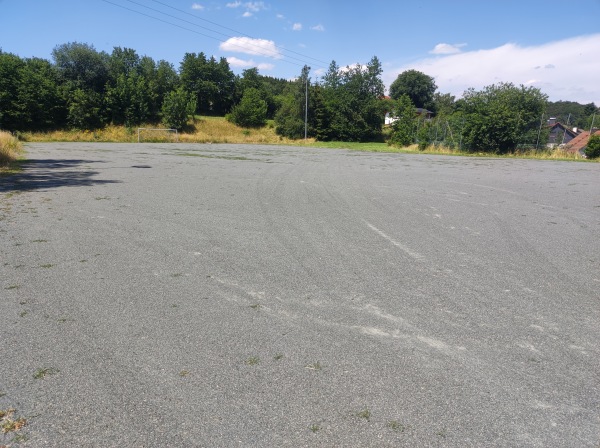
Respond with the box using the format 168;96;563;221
1;142;599;447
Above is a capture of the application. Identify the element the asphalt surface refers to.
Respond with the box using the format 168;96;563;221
1;142;599;447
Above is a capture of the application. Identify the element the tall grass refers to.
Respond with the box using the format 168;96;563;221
23;118;302;145
0;131;23;168
20;119;595;162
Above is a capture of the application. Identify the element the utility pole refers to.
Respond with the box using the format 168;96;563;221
305;66;310;141
535;114;544;151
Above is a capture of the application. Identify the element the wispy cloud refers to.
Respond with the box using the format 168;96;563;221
276;13;285;19
386;34;600;104
227;56;274;71
227;1;267;16
292;23;302;31
429;43;466;55
191;3;204;10
245;1;266;12
220;36;282;59
311;24;325;32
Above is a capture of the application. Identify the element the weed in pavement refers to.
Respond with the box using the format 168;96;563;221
33;367;59;379
356;408;371;421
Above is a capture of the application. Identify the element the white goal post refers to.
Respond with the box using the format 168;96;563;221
137;128;179;143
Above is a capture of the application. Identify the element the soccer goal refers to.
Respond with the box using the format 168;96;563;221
137;128;179;143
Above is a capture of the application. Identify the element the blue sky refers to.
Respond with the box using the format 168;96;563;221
1;0;599;104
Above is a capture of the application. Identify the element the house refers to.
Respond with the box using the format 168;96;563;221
384;105;434;125
564;129;600;156
547;119;579;147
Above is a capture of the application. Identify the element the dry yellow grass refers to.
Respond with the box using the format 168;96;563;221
23;125;137;143
23;118;307;146
20;120;595;162
0;130;23;168
412;144;591;161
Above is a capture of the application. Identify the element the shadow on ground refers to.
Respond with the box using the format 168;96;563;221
0;159;121;193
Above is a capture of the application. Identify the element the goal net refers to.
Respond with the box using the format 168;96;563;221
137;128;179;143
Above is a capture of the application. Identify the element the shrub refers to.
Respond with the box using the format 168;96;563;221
162;88;196;131
227;88;267;128
584;134;600;159
0;130;22;167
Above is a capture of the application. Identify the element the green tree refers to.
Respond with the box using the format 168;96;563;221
0;51;66;131
66;88;104;129
433;92;455;117
275;65;311;139
461;83;547;153
107;47;140;81
0;51;26;130
180;53;235;116
585;134;600;159
161;87;196;131
389;70;437;111
388;95;417;147
416;118;432;150
316;57;385;141
18;57;66;130
141;58;179;121
227;88;267;128
105;72;150;126
52;42;109;93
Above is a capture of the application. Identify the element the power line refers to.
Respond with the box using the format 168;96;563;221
101;0;300;65
100;0;326;71
148;0;329;66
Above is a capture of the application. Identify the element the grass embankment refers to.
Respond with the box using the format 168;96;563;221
22;117;308;146
19;117;593;161
313;141;591;161
0;131;23;172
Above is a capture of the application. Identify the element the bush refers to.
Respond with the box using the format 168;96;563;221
0;130;23;167
584;134;600;159
161;88;196;131
388;95;416;147
227;88;267;128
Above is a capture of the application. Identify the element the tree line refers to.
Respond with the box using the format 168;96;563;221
0;42;289;132
1;42;598;154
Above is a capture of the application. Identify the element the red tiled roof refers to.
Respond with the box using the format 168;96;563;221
564;130;600;154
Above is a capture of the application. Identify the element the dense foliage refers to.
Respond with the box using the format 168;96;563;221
389;70;437;111
161;87;196;131
459;83;548;153
0;43;597;154
546;100;599;130
585;134;600;159
275;58;385;142
388;95;417;147
227;87;267;128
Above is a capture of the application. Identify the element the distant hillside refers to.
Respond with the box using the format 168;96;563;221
546;101;598;129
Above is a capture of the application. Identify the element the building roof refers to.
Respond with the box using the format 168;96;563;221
548;122;578;139
564;129;600;154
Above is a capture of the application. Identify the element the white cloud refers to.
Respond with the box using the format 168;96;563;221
311;24;325;32
191;3;204;10
292;23;302;31
227;1;266;16
385;34;600;105
245;1;265;12
226;57;273;71
276;14;285;19
220;36;282;59
429;43;466;55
